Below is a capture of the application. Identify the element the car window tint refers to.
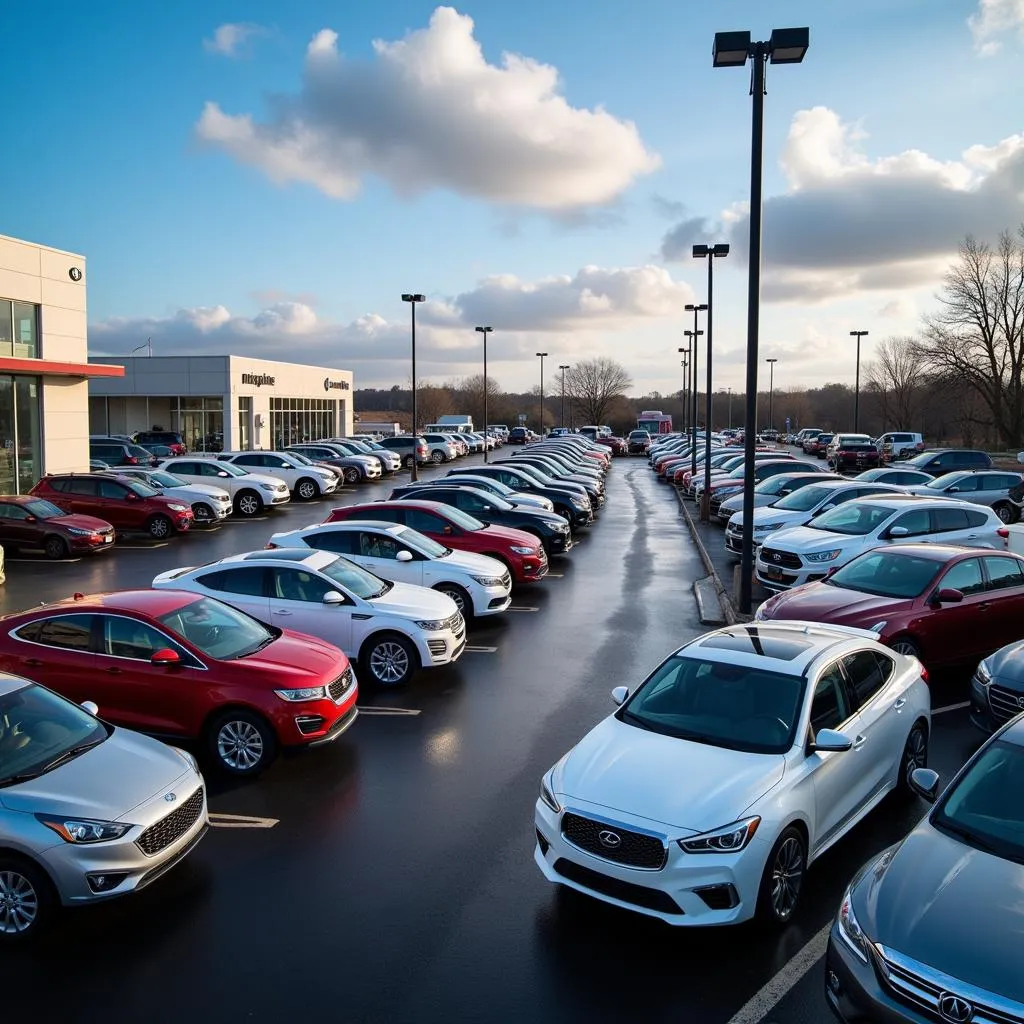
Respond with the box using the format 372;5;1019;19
98;479;127;499
982;556;1024;591
305;530;359;555
272;568;333;603
940;558;985;595
454;491;487;511
948;475;978;492
24;614;94;651
67;478;98;496
892;509;930;536
842;651;887;710
197;567;266;597
198;463;225;477
404;509;444;533
810;664;851;732
932;507;971;532
358;531;399;559
101;616;176;661
965;509;990;527
234;455;260;466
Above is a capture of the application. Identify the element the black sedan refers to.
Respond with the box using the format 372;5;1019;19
387;484;573;555
825;715;1024;1021
446;466;592;531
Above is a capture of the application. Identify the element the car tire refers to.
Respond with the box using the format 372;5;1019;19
146;514;173;540
192;502;215;524
889;635;921;659
295;477;319;501
993;501;1017;524
431;450;445;464
433;582;472;620
43;535;69;560
757;826;807;926
235;490;263;517
0;855;55;943
403;455;415;469
207;710;276;776
361;632;418;687
896;722;929;797
343;467;361;485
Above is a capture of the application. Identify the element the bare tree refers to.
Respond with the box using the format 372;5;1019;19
565;358;633;427
864;336;928;429
414;384;454;430
446;374;503;429
920;227;1024;447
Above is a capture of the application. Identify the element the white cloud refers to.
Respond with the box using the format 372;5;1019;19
196;6;659;210
969;0;1024;54
203;23;268;58
661;106;1024;303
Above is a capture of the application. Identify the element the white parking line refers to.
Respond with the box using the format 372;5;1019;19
933;701;970;715
357;706;422;716
464;645;498;653
115;542;170;549
208;812;279;829
545;572;565;578
6;557;83;563
725;922;831;1024
508;605;540;612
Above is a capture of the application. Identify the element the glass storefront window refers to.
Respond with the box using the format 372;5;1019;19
168;396;226;451
0;376;42;493
237;397;251;451
270;397;336;448
0;302;12;357
12;301;38;358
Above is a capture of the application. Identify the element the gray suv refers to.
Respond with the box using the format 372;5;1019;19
906;469;1023;523
377;435;431;468
902;448;993;477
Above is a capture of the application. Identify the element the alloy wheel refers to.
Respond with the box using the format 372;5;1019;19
297;480;317;500
0;871;38;935
438;586;467;617
369;641;411;685
149;515;171;539
431;450;445;464
217;720;265;772
770;836;805;921
237;493;260;516
995;503;1014;524
902;727;928;786
193;503;213;523
890;639;919;657
44;536;68;559
344;467;360;484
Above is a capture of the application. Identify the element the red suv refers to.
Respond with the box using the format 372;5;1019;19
0;590;358;775
323;499;549;583
30;473;194;539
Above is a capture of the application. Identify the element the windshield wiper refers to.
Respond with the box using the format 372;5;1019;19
4;739;105;785
935;818;1000;854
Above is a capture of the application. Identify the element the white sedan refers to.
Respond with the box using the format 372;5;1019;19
152;548;465;687
106;467;232;524
535;621;931;927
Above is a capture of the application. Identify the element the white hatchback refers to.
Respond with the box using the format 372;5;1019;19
756;495;1007;591
152;548;465;687
534;621;931;927
266;520;512;619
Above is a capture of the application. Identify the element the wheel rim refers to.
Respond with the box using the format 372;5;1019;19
193;504;212;522
217;720;265;771
45;537;65;558
150;517;170;538
770;836;805;920
298;481;316;499
996;505;1013;523
0;870;38;935
903;728;927;784
239;495;259;515
369;641;410;684
891;640;917;656
432;451;444;463
345;468;359;484
440;587;466;616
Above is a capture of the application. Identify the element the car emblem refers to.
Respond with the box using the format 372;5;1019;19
1018;696;1024;710
164;792;177;803
773;553;782;563
938;993;974;1023
598;830;622;849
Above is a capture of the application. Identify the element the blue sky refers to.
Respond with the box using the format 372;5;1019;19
2;0;1022;395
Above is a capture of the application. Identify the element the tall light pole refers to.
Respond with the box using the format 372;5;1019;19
677;348;689;432
401;293;426;482
475;326;493;462
850;330;868;432
766;358;778;433
713;25;809;614
727;386;733;428
693;244;730;521
684;301;707;475
536;352;548;434
558;364;570;428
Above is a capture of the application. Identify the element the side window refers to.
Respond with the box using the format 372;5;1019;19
891;509;930;536
234;454;260;467
199;463;226;477
46;478;69;493
196;567;267;596
931;508;971;533
939;558;985;596
982;556;1024;591
102;616;178;661
358;532;399;559
306;530;359;556
266;457;290;468
98;479;128;499
404;509;445;533
810;664;851;733
949;475;978;492
68;478;99;496
361;505;401;524
0;504;17;520
454;491;486;512
965;509;991;528
842;650;887;710
19;614;95;651
970;452;989;466
271;568;333;603
996;474;1021;490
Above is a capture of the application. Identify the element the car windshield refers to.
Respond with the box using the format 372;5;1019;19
933;740;1024;864
0;682;108;786
773;485;839;512
319;555;391;600
810;503;896;535
214;461;250;477
620;654;804;755
720;457;744;471
394;525;449;558
924;473;966;490
431;504;485;531
826;551;942;598
159;596;277;659
22;498;65;519
758;476;804;496
147;471;185;487
127;481;160;498
903;452;941;468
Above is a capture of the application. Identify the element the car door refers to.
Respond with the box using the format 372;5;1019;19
353;529;423;586
979;555;1024;652
886;507;932;544
917;556;990;664
6;614;98;704
61;477;101;517
403;507;460;545
266;567;354;654
96;477;143;529
0;502;36;548
192;566;271;622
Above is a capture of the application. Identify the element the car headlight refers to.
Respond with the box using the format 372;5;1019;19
415;619;450;631
66;526;97;536
805;548;843;563
975;659;992;686
754;603;767;621
510;545;537;555
678;816;761;854
274;685;327;702
571;497;588;509
259;483;277;492
37;815;133;844
166;503;189;512
173;747;200;772
216;492;231;501
837;887;872;963
754;523;783;534
540;770;562;813
472;575;506;587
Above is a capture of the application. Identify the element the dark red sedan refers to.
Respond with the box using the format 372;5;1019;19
323;499;549;584
756;543;1024;669
0;495;115;558
0;590;358;775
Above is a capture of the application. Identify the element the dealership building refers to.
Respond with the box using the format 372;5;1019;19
0;234;124;492
89;355;355;451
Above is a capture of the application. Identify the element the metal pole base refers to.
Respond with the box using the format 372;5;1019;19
700;492;711;523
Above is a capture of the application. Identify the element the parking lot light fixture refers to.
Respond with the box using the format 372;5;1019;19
678;348;689;432
766;359;778;434
476;326;493;461
684;302;707;475
850;331;868;433
401;293;426;481
711;25;809;614
558;364;570;428
536;353;548;434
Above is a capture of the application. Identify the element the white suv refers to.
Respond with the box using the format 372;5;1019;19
158;457;290;517
265;520;512;619
756;495;1006;591
153;549;465;687
217;451;338;500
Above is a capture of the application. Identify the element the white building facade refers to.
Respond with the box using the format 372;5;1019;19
0;234;124;492
89;355;354;451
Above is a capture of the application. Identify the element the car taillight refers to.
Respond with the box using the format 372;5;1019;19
998;527;1009;538
265;542;279;549
920;666;930;684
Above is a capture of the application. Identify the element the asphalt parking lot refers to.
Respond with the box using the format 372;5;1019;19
2;450;985;1023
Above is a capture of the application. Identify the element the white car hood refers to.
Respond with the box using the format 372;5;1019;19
161;483;230;504
235;471;288;488
731;505;813;530
369;581;457;621
760;523;851;552
556;716;786;833
437;547;508;577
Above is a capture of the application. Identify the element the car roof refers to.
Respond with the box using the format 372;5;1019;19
877;542;1021;563
0;495;40;505
855;493;976;506
2;590;203;618
300;519;405;534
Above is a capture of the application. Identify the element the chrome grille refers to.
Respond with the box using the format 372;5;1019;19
328;666;354;702
136;788;204;857
561;812;667;870
875;944;1024;1024
760;547;802;570
989;684;1024;723
499;571;512;590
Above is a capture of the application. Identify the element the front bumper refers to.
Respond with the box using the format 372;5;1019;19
271;686;359;746
69;531;117;553
545;529;574;555
514;550;549;583
419;620;467;666
171;510;194;532
265;489;292;505
469;582;513;616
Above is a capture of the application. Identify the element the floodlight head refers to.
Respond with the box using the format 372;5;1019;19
475;325;493;334
401;293;426;303
536;352;548;357
692;244;710;258
849;330;869;337
766;358;778;364
769;27;809;64
712;243;730;257
713;30;752;67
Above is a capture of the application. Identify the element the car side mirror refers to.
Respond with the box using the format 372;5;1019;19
396;550;414;562
322;591;345;605
150;648;181;666
81;700;99;716
443;525;453;535
124;491;139;501
611;686;629;706
810;728;852;753
218;471;230;477
24;514;36;523
910;768;941;803
933;587;964;605
888;526;910;538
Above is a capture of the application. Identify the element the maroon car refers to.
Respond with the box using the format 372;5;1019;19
756;543;1024;669
0;495;115;559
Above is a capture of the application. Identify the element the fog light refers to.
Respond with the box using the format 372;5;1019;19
87;872;128;893
536;829;550;856
828;970;841;994
294;715;325;735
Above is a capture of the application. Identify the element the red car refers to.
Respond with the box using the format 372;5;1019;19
756;543;1024;669
0;590;357;774
323;499;549;584
597;437;627;457
30;473;194;539
0;494;115;558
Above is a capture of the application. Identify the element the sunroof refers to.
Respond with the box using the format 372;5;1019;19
700;629;812;661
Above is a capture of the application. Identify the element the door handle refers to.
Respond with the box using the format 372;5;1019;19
853;734;867;750
274;609;293;615
893;698;907;711
21;658;43;667
978;602;989;611
106;666;122;675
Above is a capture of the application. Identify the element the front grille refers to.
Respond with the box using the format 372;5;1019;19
499;571;512;590
328;666;354;702
760;547;802;569
989;684;1024;723
136;787;204;857
561;812;667;870
553;858;681;915
876;944;1024;1024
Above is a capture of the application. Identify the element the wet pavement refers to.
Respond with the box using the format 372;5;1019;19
2;451;984;1023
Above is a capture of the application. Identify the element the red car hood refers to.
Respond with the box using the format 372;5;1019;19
761;582;910;624
51;513;113;531
245;630;350;683
475;522;541;549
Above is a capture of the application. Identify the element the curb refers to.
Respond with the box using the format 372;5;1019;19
673;486;738;626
